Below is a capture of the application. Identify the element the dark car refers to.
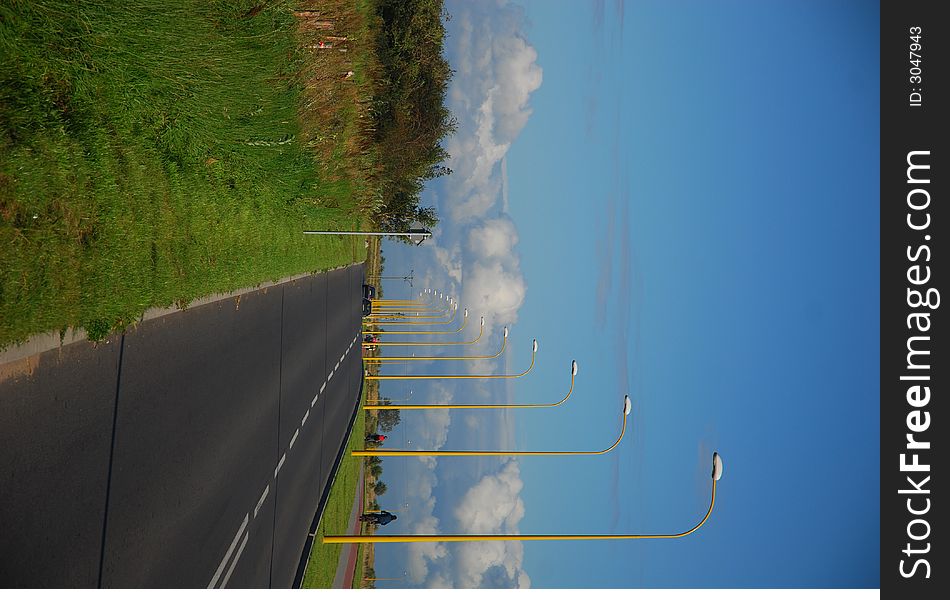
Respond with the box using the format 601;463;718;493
362;298;372;317
362;284;376;300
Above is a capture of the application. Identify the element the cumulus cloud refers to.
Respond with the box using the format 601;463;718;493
468;217;519;261
444;1;542;222
404;462;447;584
462;262;526;327
384;0;541;588
417;0;539;336
451;460;530;588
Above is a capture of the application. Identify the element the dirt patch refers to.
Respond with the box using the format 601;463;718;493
0;353;40;384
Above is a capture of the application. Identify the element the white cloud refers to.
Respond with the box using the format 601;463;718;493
451;460;531;588
384;0;541;587
444;2;542;222
462;262;526;327
468;217;519;261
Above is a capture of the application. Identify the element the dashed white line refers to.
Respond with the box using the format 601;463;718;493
220;532;249;589
289;428;299;449
311;394;318;407
302;409;310;426
320;382;326;393
328;370;333;381
254;485;269;518
208;513;249;588
274;453;286;477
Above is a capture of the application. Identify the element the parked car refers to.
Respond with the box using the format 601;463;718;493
362;284;376;300
362;298;372;317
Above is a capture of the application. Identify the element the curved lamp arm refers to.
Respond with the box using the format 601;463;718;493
367;304;459;325
365;339;537;380
364;326;508;362
365;359;577;410
354;395;630;457
362;310;468;336
324;453;723;544
362;316;484;347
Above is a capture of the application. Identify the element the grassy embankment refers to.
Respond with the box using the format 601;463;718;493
301;281;387;589
299;385;367;588
0;0;379;348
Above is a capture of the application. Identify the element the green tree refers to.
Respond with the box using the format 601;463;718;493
374;481;388;496
377;399;401;433
369;0;456;235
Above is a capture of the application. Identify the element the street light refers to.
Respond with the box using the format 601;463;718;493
364;325;507;363
362;312;470;336
362;317;486;348
353;394;630;457
369;304;451;316
303;227;431;245
365;339;538;380
364;360;578;410
372;292;444;308
367;303;458;325
371;296;443;309
324;452;723;544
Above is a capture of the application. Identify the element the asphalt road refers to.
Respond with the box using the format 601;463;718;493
0;263;364;588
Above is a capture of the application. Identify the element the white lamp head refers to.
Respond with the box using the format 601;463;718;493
623;395;632;415
464;308;469;318
571;360;578;376
480;316;485;326
712;452;724;481
532;339;538;353
503;326;509;338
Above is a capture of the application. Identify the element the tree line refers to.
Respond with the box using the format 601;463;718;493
367;0;455;238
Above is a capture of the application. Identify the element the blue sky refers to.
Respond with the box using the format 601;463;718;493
371;0;879;588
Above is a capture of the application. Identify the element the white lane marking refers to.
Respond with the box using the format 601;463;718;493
311;394;318;408
320;382;326;393
340;353;345;363
335;360;340;370
220;532;249;589
289;428;299;449
254;485;269;519
274;453;286;477
328;370;333;381
302;409;310;426
208;513;249;588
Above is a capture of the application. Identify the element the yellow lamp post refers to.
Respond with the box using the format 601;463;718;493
367;304;459;326
364;359;577;410
370;295;448;313
362;311;470;336
369;306;452;318
353;394;631;457
362;317;485;348
370;296;447;313
364;325;508;363
364;339;538;379
324;453;723;544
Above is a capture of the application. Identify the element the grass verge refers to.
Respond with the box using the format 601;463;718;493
0;0;373;348
300;238;380;589
300;386;366;588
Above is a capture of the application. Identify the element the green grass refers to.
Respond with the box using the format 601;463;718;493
0;0;366;348
301;388;367;588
